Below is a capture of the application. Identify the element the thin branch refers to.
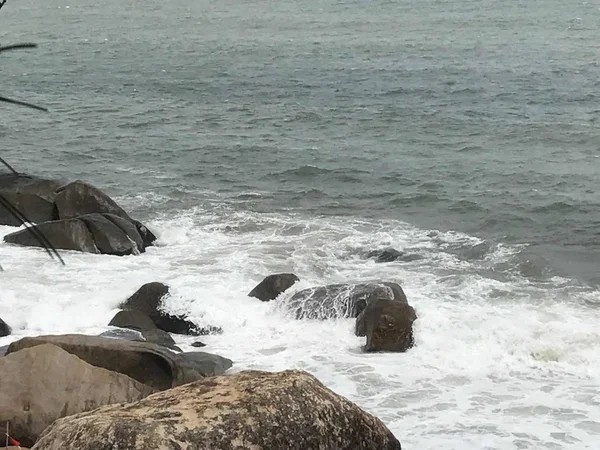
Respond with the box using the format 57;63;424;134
0;1;7;12
0;95;48;112
0;157;18;175
0;43;37;53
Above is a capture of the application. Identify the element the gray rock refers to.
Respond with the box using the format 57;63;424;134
3;218;99;253
286;282;407;320
355;298;417;352
54;180;131;221
248;273;300;302
80;213;140;256
6;334;206;391
0;343;154;447
367;248;404;263
109;310;156;331
33;370;402;450
181;351;232;376
0;173;63;225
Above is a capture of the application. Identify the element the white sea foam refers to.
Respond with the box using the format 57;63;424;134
1;209;599;449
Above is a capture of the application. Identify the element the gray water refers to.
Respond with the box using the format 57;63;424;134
1;0;600;447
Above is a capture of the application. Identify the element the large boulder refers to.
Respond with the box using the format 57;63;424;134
0;316;11;337
5;334;210;390
0;343;154;447
355;297;417;352
4;213;148;256
286;282;407;320
33;370;402;450
54;180;130;221
120;282;214;336
3;217;100;253
0;173;63;225
248;273;300;302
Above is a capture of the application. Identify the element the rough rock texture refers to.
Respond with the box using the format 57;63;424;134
0;316;11;337
355;298;417;352
6;334;207;390
54;180;131;221
4;218;99;253
120;282;206;336
286;282;407;319
0;343;154;447
0;174;63;225
33;370;402;450
248;273;300;301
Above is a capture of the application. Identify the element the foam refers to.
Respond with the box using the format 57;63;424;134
1;210;599;448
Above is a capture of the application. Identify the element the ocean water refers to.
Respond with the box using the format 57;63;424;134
1;0;600;448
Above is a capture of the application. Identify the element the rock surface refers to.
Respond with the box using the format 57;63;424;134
33;370;402;450
120;282;207;335
6;334;208;390
4;218;100;253
54;180;131;221
367;247;405;263
248;273;300;301
287;282;407;319
355;297;417;352
180;351;233;376
0;343;154;447
0;173;63;226
79;213;141;255
0;316;11;337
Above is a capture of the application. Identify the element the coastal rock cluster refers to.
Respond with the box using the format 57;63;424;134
0;176;409;448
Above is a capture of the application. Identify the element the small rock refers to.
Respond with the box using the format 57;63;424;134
0;317;11;337
248;273;300;302
367;248;404;263
191;341;206;348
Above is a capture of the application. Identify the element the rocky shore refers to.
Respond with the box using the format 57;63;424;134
0;175;415;449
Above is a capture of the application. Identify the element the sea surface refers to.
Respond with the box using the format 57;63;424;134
1;0;599;448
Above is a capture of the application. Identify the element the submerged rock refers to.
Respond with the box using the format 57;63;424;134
248;273;300;301
287;282;407;319
367;247;404;263
33;370;402;450
0;316;11;337
0;343;154;447
355;297;417;352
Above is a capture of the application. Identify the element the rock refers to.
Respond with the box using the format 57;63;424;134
140;329;181;352
0;316;11;337
79;213;141;255
6;334;207;390
286;282;407;320
132;219;157;249
109;310;156;331
4;218;99;253
54;180;131;221
248;273;300;301
0;173;63;226
99;328;145;342
191;341;206;348
120;282;204;336
180;351;232;376
367;247;404;263
355;298;417;352
33;370;402;450
0;344;9;356
0;343;154;447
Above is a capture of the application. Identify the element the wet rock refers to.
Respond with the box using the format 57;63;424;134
0;344;9;356
79;213;140;256
6;334;207;390
355;298;417;352
248;273;300;301
3;218;99;253
287;282;407;319
0;317;11;337
33;370;402;450
109;310;156;331
0;173;63;226
0;343;154;447
99;328;145;342
191;341;206;348
120;282;207;336
140;329;181;352
54;180;131;221
180;351;232;376
367;247;404;263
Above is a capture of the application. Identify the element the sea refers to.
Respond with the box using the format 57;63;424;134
1;0;599;448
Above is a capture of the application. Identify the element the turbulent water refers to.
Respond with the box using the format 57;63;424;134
1;0;599;448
